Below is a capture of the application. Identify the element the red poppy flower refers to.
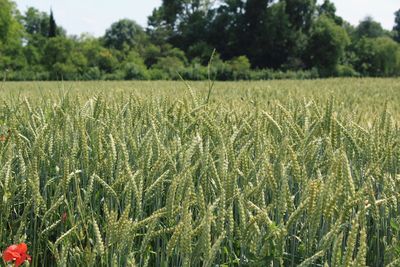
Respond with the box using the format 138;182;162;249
2;243;31;267
61;212;67;223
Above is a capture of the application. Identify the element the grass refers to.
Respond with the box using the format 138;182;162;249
0;79;399;266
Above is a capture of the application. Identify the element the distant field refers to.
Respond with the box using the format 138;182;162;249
1;78;399;119
0;79;399;266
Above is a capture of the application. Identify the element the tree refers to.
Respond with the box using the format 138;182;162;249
48;9;57;37
148;0;214;59
22;8;49;68
394;9;400;42
152;45;187;78
103;19;147;51
355;16;385;39
41;36;89;79
284;0;317;32
318;0;343;25
354;37;400;76
21;7;70;73
208;1;245;60
0;0;14;43
161;0;183;26
210;0;308;68
0;0;25;71
242;0;270;64
227;55;251;79
121;51;149;80
42;36;73;67
23;7;50;36
246;1;305;69
147;7;173;46
23;8;65;39
306;15;350;76
156;0;214;28
243;0;270;36
96;48;119;73
0;0;22;44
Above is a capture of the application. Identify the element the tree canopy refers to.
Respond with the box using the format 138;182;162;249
306;15;350;76
103;19;147;51
394;9;400;42
0;0;400;80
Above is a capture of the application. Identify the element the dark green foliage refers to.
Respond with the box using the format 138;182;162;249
121;51;150;80
306;16;350;76
394;9;400;42
0;0;21;43
208;1;244;60
242;0;271;67
0;0;25;71
255;2;303;69
355;16;386;39
284;0;317;32
1;0;400;80
23;7;50;36
48;9;57;38
318;0;343;25
161;0;183;26
354;37;400;76
103;19;147;51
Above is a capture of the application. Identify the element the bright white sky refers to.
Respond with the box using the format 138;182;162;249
14;0;399;37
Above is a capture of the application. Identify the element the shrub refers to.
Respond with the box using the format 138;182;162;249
355;37;400;76
336;65;360;77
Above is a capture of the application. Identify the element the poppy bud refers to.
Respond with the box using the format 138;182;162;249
62;212;68;223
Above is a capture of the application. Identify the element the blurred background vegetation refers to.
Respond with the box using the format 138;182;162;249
1;0;400;81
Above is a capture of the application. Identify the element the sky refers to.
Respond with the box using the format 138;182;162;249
14;0;399;37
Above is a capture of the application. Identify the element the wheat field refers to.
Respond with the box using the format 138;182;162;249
0;79;399;266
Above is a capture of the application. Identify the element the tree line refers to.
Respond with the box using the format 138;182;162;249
1;0;400;81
